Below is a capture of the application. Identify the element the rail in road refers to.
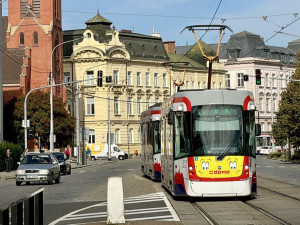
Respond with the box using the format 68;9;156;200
174;177;300;225
49;192;180;224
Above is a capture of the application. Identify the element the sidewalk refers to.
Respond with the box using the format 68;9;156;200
0;157;109;180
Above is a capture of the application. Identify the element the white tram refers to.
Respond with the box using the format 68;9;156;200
160;89;261;197
140;103;162;180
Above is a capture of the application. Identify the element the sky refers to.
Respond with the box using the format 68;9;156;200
2;0;300;48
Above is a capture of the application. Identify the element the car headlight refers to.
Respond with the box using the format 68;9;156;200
16;170;25;175
39;169;50;174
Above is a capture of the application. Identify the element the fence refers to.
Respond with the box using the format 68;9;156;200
0;188;44;225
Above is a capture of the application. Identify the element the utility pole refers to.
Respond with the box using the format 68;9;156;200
107;85;111;161
76;82;81;165
0;2;4;142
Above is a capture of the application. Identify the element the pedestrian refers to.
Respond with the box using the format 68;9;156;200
65;145;71;160
5;149;13;172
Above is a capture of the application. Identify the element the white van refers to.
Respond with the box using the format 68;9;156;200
86;144;127;160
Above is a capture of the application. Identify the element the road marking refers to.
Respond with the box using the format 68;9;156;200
49;192;180;225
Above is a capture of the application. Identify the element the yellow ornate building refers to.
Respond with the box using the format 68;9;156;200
63;13;225;156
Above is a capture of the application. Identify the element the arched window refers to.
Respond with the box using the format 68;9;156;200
33;32;38;45
20;32;25;45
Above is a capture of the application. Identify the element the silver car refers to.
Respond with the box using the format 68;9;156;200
16;153;60;186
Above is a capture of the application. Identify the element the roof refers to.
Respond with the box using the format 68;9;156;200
119;31;169;61
85;12;112;26
63;13;169;61
2;16;24;85
168;53;205;69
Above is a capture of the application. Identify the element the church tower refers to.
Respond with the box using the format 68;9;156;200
6;0;64;98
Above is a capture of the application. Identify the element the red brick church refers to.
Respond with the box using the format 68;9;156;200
3;0;64;102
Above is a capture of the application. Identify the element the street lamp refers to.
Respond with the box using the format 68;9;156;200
50;34;91;152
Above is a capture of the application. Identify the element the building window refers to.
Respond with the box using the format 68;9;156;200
21;0;28;17
97;70;103;87
115;129;120;144
192;81;195;89
154;73;158;87
88;130;95;144
213;82;216;89
137;97;141;115
266;98;270;112
186;81;189;90
137;72;141;86
237;73;244;87
219;82;223;88
265;73;269;87
129;129;133;143
33;32;38;45
86;71;94;85
127;71;132;85
128;97;133;115
163;73;167;87
146;98;150;109
272;74;275;87
114;97;119;115
33;0;41;16
146;72;150;86
86;97;95;115
113;70;118;85
204;82;207;89
198;82;201;89
138;128;141;143
280;74;283;88
20;32;25;45
155;98;159;103
225;74;230;88
63;72;70;85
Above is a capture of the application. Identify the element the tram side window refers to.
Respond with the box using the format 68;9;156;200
245;111;256;156
174;113;191;159
153;122;161;154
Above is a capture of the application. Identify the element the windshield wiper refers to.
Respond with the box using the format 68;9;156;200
217;133;242;161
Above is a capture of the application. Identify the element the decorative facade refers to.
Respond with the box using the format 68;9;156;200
63;13;226;156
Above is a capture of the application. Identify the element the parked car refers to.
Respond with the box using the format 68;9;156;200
15;153;60;186
259;146;273;155
52;152;71;175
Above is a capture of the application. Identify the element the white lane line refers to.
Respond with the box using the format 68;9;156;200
49;192;178;224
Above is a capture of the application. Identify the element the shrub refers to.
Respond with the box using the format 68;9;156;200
0;141;23;171
291;152;300;160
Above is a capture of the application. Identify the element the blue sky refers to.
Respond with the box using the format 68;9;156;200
2;0;300;47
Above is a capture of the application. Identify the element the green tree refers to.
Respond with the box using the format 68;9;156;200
13;90;75;149
272;52;300;150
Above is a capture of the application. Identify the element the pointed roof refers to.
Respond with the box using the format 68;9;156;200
85;12;112;26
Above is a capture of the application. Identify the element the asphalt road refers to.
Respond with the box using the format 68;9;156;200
256;155;300;186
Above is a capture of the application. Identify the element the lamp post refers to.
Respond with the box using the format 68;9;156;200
49;34;90;152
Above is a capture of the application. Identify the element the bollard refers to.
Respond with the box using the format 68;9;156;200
107;177;125;224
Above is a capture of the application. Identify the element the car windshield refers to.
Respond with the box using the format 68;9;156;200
53;154;64;160
22;155;52;164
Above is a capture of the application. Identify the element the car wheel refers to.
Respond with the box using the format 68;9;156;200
48;174;53;185
26;182;30;185
55;173;60;184
118;155;124;160
16;181;21;186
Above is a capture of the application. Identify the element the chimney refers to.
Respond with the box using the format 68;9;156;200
164;41;176;54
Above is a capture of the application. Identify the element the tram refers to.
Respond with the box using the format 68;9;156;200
140;103;162;180
160;89;261;197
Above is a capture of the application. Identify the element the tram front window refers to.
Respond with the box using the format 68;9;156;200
192;105;243;156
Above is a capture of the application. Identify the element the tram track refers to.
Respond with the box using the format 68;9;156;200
189;196;295;225
258;185;300;201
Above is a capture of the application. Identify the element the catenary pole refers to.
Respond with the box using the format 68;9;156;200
0;2;3;142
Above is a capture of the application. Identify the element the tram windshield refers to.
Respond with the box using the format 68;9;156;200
192;105;243;156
